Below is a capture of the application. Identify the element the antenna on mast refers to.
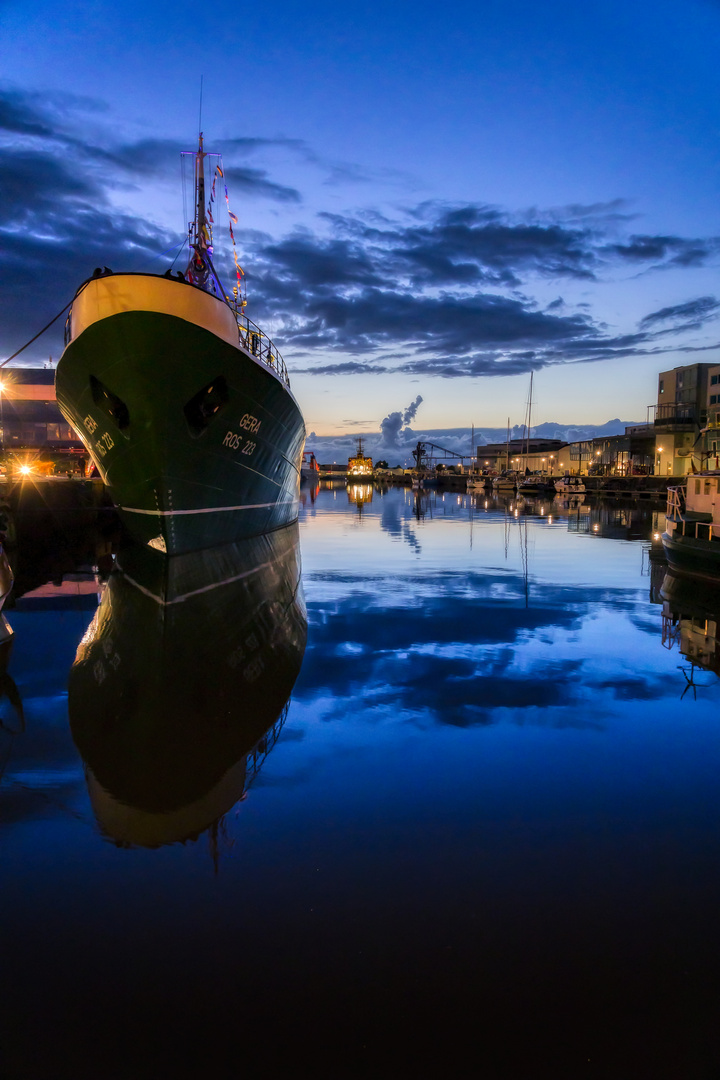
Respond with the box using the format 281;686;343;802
198;75;204;135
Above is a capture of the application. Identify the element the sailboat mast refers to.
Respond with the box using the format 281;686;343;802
506;417;510;471
526;372;533;471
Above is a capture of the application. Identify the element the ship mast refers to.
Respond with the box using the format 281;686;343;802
195;133;206;250
187;132;213;291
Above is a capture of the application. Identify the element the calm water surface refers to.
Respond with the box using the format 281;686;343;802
2;485;720;1079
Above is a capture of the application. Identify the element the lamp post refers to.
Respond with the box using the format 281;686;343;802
657;446;664;475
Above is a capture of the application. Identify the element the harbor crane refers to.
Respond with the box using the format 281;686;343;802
411;440;474;470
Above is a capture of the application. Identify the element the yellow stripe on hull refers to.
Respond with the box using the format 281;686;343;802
68;274;240;350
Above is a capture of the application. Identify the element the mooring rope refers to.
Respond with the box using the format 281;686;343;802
0;299;74;369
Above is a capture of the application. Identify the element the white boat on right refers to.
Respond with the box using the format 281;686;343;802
554;475;586;494
663;470;720;580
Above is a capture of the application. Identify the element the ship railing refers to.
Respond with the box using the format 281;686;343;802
666;484;685;519
243;704;289;792
673;518;718;542
61;279;291;388
661;610;681;651
235;312;290;387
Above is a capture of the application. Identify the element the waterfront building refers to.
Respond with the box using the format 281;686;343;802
704;362;720;469
0;367;88;474
476;438;568;474
650;362;715;475
584;426;655;477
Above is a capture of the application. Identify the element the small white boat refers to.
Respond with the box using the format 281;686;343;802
466;473;486;492
492;471;518;491
554;475;586;494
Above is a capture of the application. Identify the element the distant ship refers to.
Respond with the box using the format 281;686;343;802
347;438;373;480
301;450;320;482
55;135;305;555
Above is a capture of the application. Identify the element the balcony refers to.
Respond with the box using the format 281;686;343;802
649;404;703;429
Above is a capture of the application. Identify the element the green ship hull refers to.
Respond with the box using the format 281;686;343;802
56;277;305;555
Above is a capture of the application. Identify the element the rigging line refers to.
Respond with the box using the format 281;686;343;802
0;299;73;368
125;236;188;274
0;232;188;367
169;238;189;271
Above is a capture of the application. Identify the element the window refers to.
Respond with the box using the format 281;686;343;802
712;375;719;385
711;395;718;405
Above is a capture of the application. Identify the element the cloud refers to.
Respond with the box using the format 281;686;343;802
240;199;720;378
3;85;720;375
604;234;717;269
380;394;424;447
639;296;720;330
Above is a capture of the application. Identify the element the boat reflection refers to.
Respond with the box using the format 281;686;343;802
68;524;306;848
660;570;720;683
347;482;373;512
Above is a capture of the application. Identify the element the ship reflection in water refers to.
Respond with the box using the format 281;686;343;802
347;482;373;512
68;524;306;848
660;570;720;690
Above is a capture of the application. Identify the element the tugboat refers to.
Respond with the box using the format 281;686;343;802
347;438;373;481
55;134;306;555
663;470;720;579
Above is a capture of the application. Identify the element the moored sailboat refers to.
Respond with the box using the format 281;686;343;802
55;135;305;555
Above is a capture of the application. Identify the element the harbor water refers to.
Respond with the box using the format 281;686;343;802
2;484;720;1078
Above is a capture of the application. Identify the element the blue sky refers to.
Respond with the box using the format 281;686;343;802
3;0;720;447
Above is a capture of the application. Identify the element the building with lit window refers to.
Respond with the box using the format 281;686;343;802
704;363;720;469
650;362;714;476
0;367;88;475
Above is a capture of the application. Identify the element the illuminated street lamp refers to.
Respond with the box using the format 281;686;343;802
657;446;664;475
